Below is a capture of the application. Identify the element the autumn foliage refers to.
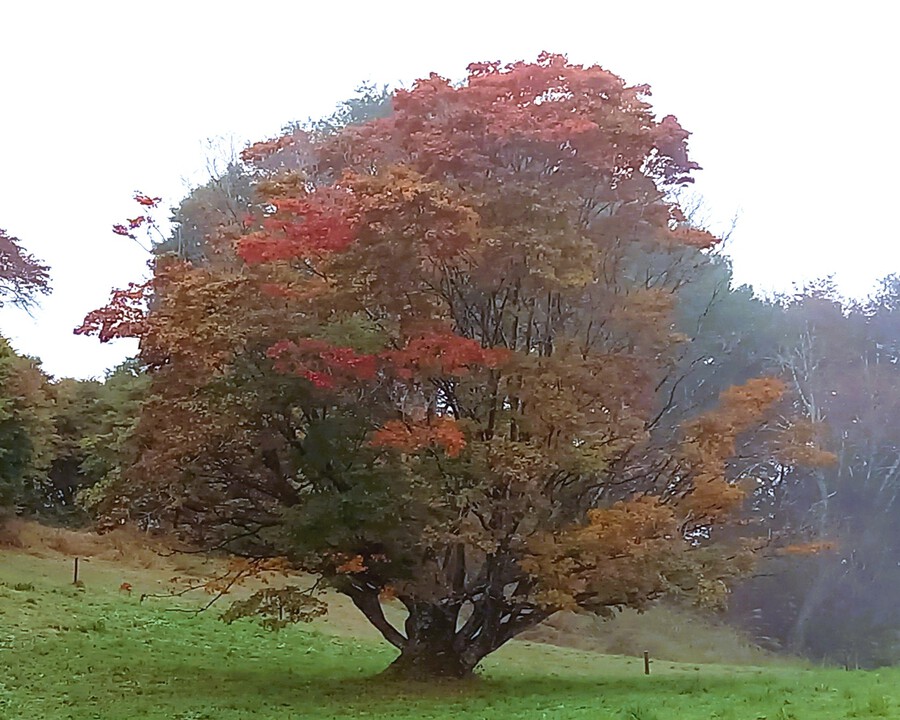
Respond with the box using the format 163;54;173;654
81;54;818;679
76;281;152;343
0;228;50;309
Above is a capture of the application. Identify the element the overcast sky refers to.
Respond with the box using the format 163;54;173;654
0;1;896;379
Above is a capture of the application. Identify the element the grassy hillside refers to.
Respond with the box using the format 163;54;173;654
1;524;897;719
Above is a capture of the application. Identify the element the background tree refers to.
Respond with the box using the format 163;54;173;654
149;85;393;268
0;337;55;519
0;226;53;523
0;229;50;310
43;361;148;525
0;334;147;527
725;280;900;668
84;54;807;680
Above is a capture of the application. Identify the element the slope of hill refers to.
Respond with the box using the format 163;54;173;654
2;523;895;719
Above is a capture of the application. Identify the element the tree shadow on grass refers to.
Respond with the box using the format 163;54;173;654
146;659;783;717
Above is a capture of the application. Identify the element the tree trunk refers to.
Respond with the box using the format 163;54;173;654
383;642;478;680
787;473;832;654
340;570;550;681
786;554;831;653
381;601;482;680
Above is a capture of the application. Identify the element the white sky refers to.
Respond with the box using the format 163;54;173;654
0;1;896;379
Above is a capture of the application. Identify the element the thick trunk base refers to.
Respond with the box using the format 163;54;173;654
381;646;479;682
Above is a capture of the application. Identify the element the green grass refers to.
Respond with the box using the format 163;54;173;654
1;547;899;719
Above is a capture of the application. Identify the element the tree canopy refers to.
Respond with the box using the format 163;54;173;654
80;54;824;679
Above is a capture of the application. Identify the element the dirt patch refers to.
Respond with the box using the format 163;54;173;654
0;519;26;548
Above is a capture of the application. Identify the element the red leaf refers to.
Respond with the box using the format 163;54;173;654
267;339;377;387
134;192;162;208
383;333;509;379
237;189;357;264
370;417;466;457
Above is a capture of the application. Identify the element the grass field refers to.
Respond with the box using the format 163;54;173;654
1;525;897;719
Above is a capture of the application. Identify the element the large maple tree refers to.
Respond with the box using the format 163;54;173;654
82;54;799;679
